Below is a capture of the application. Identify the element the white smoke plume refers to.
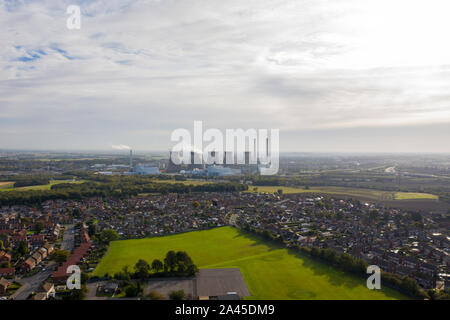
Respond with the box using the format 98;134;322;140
112;144;131;150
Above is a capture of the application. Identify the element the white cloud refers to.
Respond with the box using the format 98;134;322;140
0;0;449;151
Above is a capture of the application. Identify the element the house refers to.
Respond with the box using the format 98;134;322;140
28;235;45;248
0;268;15;278
31;252;42;265
32;292;47;300
40;282;55;299
0;277;10;294
0;251;11;263
44;244;54;255
21;258;36;273
38;247;47;260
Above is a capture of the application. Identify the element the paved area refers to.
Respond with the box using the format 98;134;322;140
144;278;195;298
142;268;250;299
196;268;250;298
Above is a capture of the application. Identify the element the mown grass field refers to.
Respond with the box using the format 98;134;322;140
0;179;86;192
94;227;406;300
247;185;438;201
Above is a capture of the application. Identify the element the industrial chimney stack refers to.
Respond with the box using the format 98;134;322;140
129;149;133;172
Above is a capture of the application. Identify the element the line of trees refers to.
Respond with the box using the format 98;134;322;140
0;179;247;206
109;250;199;281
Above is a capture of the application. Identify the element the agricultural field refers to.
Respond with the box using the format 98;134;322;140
247;185;438;202
393;192;438;200
0;181;14;189
94;227;406;300
0;179;86;192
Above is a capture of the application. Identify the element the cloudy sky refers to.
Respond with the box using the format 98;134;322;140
1;0;449;152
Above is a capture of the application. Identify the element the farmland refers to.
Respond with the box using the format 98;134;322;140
0;179;86;192
0;181;14;189
94;227;406;300
247;185;438;201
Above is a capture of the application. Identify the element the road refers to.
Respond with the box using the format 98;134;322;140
11;224;74;300
61;224;75;251
11;262;55;300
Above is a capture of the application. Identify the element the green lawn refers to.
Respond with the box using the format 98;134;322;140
0;179;86;192
247;185;437;201
94;227;406;300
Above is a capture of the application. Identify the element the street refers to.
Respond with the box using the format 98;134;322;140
61;224;75;251
11;224;74;300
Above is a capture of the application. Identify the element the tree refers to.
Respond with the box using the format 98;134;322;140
169;290;185;300
134;259;150;280
125;283;141;297
34;221;44;234
0;240;5;251
151;259;163;273
51;250;70;263
145;290;164;300
99;229;119;244
164;251;178;272
186;263;199;276
16;241;29;256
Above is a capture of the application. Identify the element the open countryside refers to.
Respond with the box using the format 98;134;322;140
94;227;407;300
0;179;86;192
247;185;438;201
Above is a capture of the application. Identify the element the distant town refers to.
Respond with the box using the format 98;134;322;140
0;151;449;300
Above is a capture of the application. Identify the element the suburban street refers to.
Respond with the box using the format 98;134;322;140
61;224;75;251
11;224;74;300
11;262;55;300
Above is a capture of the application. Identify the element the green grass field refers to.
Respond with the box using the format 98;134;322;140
94;227;406;300
247;185;438;201
0;179;86;192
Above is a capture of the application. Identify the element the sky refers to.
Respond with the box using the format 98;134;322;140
0;0;449;152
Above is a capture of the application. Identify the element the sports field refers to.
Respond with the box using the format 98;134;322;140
94;227;406;300
247;185;438;201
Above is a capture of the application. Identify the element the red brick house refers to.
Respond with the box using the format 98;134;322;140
0;251;11;263
0;268;15;278
21;258;36;273
28;235;45;247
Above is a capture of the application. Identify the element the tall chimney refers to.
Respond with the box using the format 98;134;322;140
129;149;133;172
